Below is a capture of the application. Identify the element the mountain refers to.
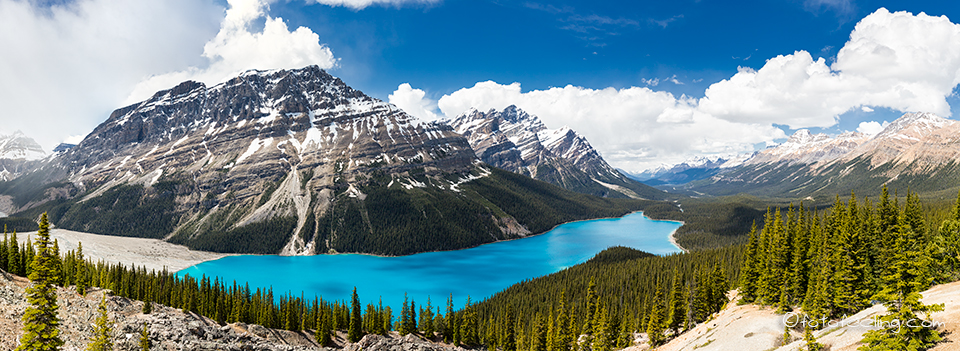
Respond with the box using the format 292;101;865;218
628;154;750;187
2;66;649;256
683;112;960;197
0;131;45;161
448;106;666;200
0;131;46;182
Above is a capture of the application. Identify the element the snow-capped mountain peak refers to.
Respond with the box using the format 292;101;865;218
0;130;45;161
874;112;951;141
449;106;660;199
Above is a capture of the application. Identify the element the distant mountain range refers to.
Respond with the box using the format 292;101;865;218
669;112;960;197
449;106;665;200
0;66;655;255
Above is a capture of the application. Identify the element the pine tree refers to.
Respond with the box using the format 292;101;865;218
859;203;943;350
582;277;598;335
316;311;333;347
139;324;151;351
709;263;728;314
785;203;809;307
87;295;113;351
422;297;435;339
645;281;667;347
591;305;612;351
409;300;417;334
8;229;20;276
739;222;761;303
349;287;363;342
502;305;516;351
803;325;822;351
142;299;153;314
532;313;547;351
400;294;411;335
1;231;7;272
667;270;685;334
553;291;571;351
76;242;87;295
16;213;64;351
445;294;456;343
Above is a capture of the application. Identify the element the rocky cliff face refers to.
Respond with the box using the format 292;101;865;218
449;106;665;200
46;66;479;255
683;112;960;197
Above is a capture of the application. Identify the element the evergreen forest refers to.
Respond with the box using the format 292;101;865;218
3;185;960;350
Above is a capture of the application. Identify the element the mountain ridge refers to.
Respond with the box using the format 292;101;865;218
679;112;960;197
1;66;654;256
448;106;666;200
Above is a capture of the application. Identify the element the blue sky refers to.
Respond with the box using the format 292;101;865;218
2;0;959;171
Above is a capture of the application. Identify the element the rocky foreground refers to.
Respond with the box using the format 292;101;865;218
0;270;465;351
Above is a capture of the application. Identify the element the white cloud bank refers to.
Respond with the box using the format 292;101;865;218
395;8;960;171
0;0;337;151
308;0;440;10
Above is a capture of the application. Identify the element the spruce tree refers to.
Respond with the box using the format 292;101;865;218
803;325;822;351
16;213;64;351
400;294;410;335
859;205;943;350
139;324;150;351
502;305;517;351
445;294;456;343
8;229;19;276
591;305;612;351
553;291;571;351
532;313;547;351
142;300;152;314
87;294;113;351
667;270;685;334
645;281;667;347
1;231;7;272
422;297;435;339
349;287;362;342
582;277;598;336
709;263;728;313
76;242;87;295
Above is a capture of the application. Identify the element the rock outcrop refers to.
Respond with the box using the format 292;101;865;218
0;270;467;351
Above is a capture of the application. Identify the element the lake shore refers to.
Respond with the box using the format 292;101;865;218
10;210;684;273
666;223;688;253
12;228;232;272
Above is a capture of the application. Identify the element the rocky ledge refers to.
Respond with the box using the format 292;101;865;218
0;270;466;351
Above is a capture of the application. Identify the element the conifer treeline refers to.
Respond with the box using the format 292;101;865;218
740;186;960;315
739;186;960;349
467;245;743;350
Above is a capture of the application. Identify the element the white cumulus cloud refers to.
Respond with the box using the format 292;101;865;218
126;0;337;104
389;83;441;121
0;0;222;150
433;81;785;171
307;0;440;10
861;106;874;112
856;121;889;135
699;8;960;129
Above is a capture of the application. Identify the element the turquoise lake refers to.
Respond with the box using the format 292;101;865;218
177;212;682;310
